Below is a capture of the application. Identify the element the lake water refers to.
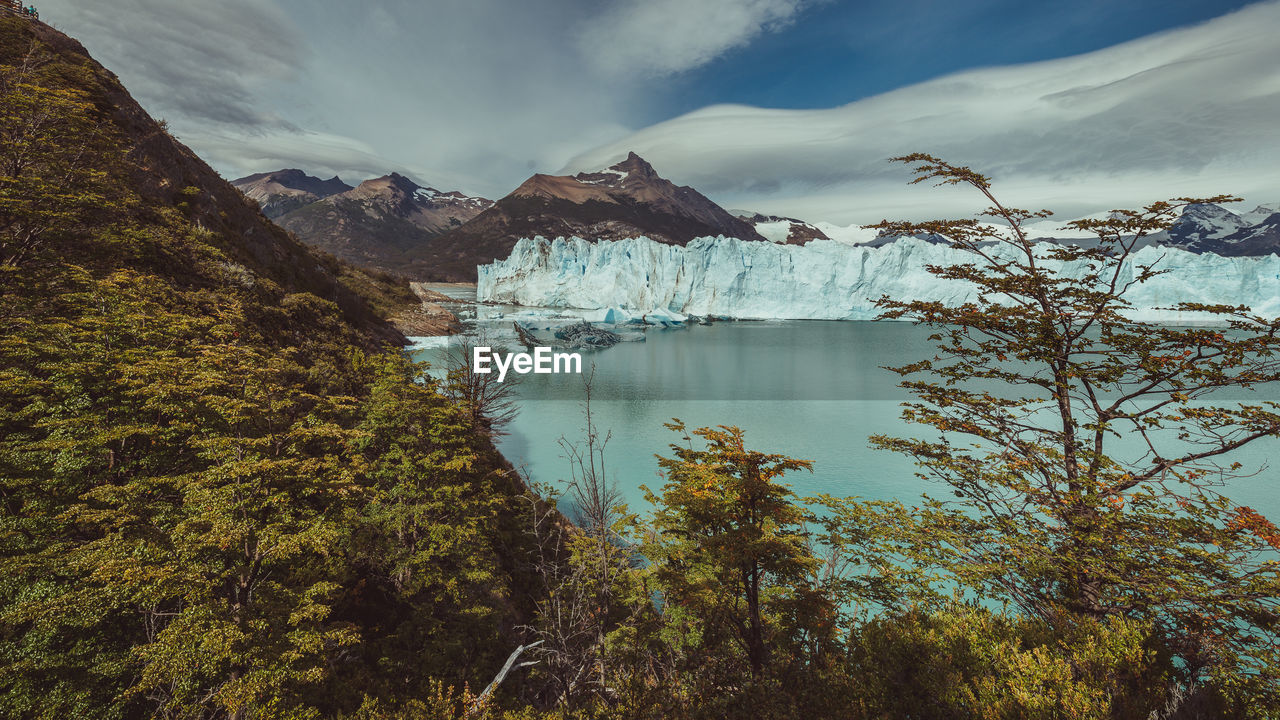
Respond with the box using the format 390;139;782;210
411;303;1280;519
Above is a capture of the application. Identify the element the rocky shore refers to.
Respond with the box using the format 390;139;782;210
391;282;463;336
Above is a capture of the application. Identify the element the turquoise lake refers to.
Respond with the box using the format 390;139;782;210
412;311;1280;520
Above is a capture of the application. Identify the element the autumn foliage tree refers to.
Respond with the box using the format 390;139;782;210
635;423;845;717
648;423;818;680
864;154;1280;712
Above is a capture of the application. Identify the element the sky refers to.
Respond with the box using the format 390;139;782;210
37;0;1280;224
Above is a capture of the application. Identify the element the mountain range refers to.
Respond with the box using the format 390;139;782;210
235;166;1280;286
417;152;767;280
232;170;493;277
1161;202;1280;255
233;169;353;219
235;152;768;282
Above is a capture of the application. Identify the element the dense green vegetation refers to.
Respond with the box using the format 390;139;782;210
0;19;537;719
2;17;1278;720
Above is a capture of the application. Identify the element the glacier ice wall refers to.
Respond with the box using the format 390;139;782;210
477;235;1280;322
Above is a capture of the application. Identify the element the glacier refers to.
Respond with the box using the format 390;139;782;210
477;235;1280;323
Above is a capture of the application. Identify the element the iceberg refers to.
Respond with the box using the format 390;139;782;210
553;321;622;348
477;235;1280;323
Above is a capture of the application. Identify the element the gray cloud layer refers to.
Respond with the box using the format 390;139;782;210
41;0;303;128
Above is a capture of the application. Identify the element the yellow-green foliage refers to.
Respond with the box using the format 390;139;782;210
847;604;1171;720
0;21;537;720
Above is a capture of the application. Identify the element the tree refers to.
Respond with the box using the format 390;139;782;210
442;330;520;436
644;423;828;687
0;24;545;719
845;602;1172;720
861;154;1280;710
338;352;527;705
558;369;623;539
0;271;367;719
520;370;644;708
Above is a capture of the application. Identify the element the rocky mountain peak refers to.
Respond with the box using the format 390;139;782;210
567;151;663;190
610;151;658;180
231;168;354;219
416;153;766;280
354;172;422;196
265;168;494;276
232;168;352;196
269;168;308;182
1180;202;1243;223
1167;203;1248;247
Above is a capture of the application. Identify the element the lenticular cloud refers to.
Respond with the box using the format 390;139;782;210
563;1;1280;225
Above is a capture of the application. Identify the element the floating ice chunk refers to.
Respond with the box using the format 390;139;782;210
637;308;687;326
601;307;630;324
553;321;621;348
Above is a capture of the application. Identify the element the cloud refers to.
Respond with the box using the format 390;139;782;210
563;1;1280;224
188;129;395;184
257;0;645;195
40;0;303;129
35;0;639;196
576;0;809;76
36;0;1278;217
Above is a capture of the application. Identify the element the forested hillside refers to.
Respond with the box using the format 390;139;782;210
0;17;540;718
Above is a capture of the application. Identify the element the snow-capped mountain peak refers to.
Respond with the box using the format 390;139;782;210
1242;203;1280;225
737;212;831;245
420;151;766;279
1168;203;1248;244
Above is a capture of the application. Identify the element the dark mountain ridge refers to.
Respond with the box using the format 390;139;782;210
863;201;1280;255
1167;202;1280;255
232;168;353;218
246;171;494;277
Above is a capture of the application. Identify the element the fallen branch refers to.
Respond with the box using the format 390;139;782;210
471;639;544;713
